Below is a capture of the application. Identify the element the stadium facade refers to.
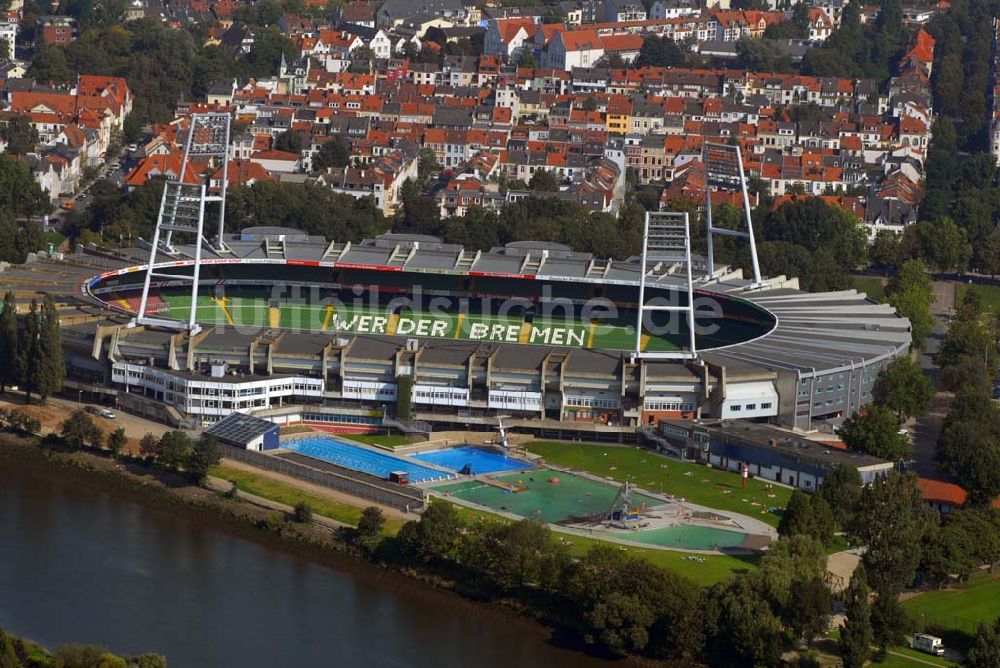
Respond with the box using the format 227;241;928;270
11;227;913;439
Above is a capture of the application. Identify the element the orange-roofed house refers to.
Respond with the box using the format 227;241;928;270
124;153;201;190
249;149;302;174
209;160;275;189
542;29;604;71
808;8;834;41
484;18;537;58
599;34;644;64
918;477;1000;514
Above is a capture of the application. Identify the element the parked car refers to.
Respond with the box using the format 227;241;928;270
99;409;117;419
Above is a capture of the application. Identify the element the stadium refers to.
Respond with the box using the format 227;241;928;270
2;224;903;439
3;116;912;441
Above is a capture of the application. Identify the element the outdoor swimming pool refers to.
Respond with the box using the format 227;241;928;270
595;524;748;550
412;446;531;475
284;437;452;483
434;469;664;524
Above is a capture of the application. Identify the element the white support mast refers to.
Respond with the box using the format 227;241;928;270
132;113;232;334
702;141;764;286
633;211;698;360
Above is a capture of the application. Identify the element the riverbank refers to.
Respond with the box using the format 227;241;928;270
0;434;658;666
0;625;165;667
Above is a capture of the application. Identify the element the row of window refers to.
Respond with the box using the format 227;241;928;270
565;397;620;409
302;413;381;425
645;402;695;412
729;402;772;412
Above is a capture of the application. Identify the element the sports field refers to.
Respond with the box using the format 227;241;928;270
137;291;720;352
902;573;1000;636
524;441;791;527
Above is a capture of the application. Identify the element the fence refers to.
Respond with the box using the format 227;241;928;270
907;606;981;638
221;444;426;512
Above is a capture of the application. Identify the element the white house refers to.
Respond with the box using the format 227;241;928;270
649;0;699;19
483;18;535;58
542;29;604;70
0;14;17;61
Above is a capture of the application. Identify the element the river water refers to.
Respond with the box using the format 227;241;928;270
0;462;607;667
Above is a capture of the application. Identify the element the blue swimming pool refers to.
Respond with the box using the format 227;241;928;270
284;437;451;483
411;446;531;475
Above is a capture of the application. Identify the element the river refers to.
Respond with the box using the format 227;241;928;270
0;462;608;667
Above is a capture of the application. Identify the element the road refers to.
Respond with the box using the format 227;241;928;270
908;280;956;477
46;156;128;226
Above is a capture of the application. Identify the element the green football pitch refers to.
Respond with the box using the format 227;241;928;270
155;292;690;352
151;290;766;352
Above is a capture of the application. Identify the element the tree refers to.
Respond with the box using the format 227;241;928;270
873;356;934;421
786;577;832;645
32;296;64;403
156;430;193;469
840;565;873;668
839;405;909;461
139;432;160;460
528;169;559;192
273;129;304;154
416;147;441;181
870;230;903;270
312;135;350;170
355;506;385;553
0;626;20;668
27;42;74;84
587;592;655;655
885;259;933;349
821;463;863;529
60;409;102;449
0;115;39;155
397;501;462;562
0;292;19;394
849;472;930;597
778;490;835;546
187;433;220;481
967;618;1000;668
633;35;685;68
705;576;784;668
0;154;48;221
908;218;972;272
395;374;412;420
106;427;127;457
937;419;1000;507
293;500;312;523
21;300;38;404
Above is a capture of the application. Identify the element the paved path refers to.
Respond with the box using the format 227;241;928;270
909;281;957;477
886;649;947;667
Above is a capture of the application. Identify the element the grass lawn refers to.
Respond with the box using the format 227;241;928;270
854;275;887;302
524;441;791;527
343;433;418;449
902;572;1000;636
439;498;756;587
956;282;1000;315
210;464;404;533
